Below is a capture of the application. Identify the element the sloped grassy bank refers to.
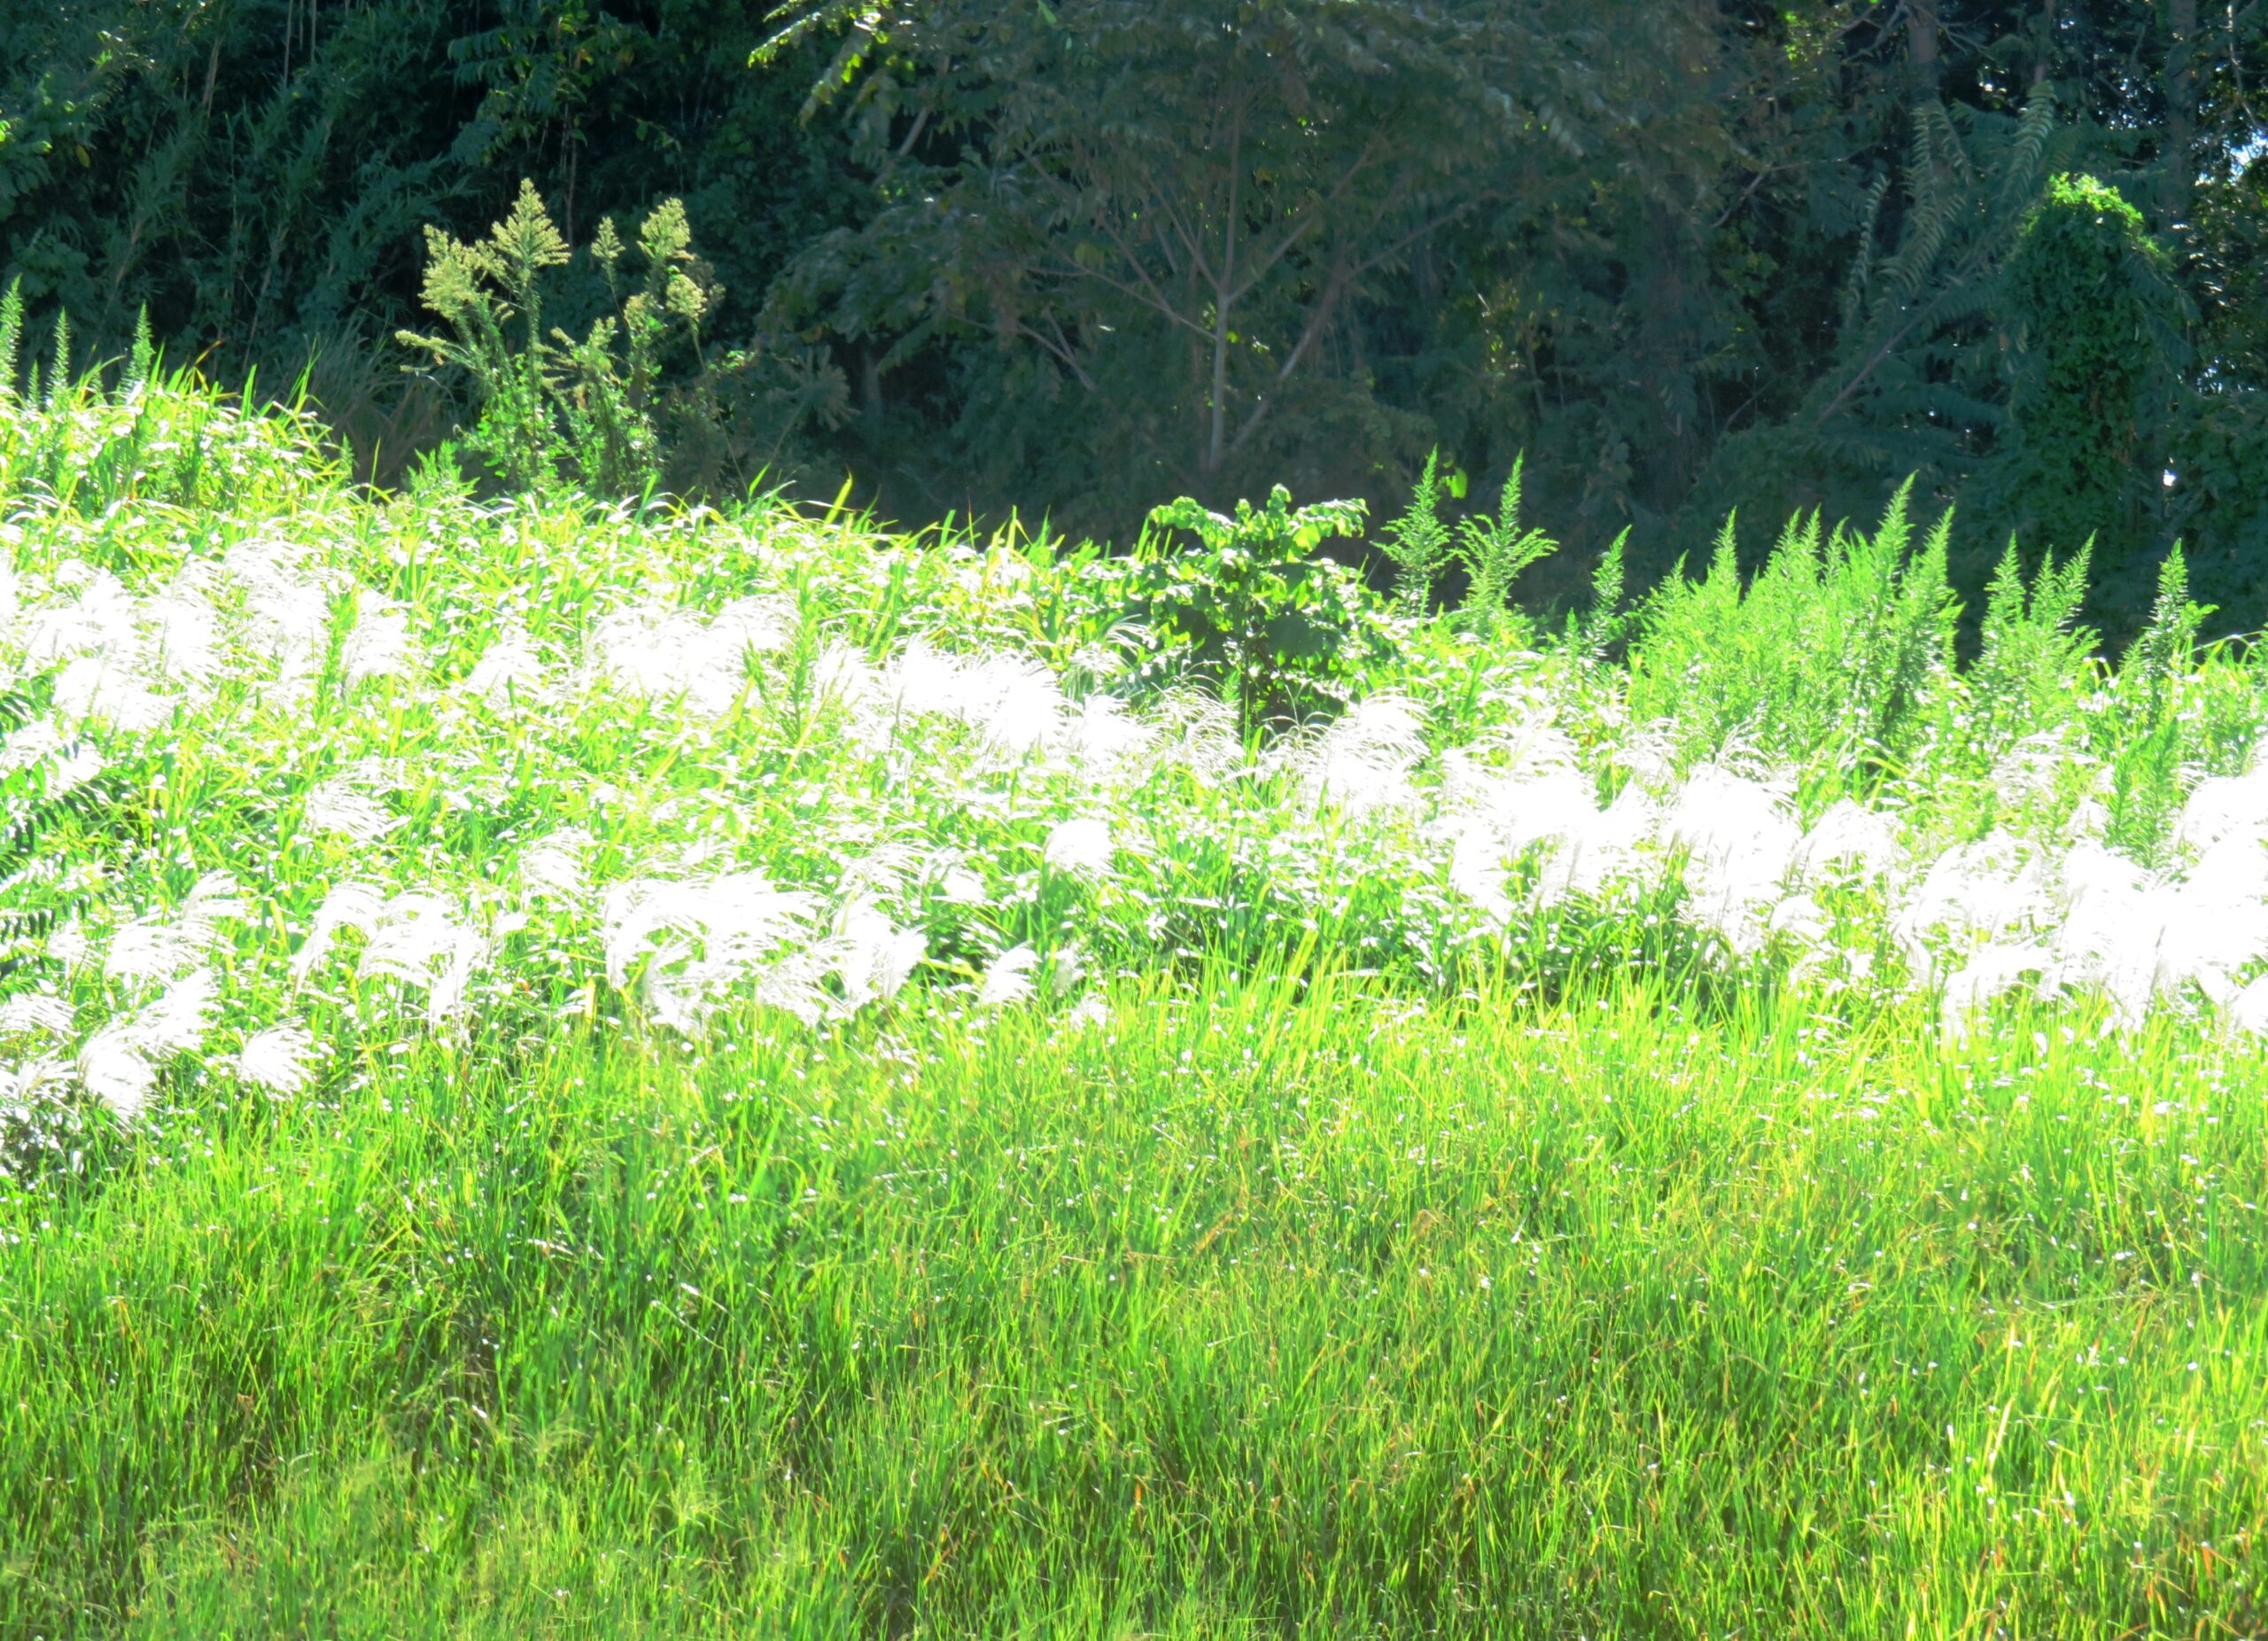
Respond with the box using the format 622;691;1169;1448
7;976;2266;1637
8;372;2268;1119
3;375;2268;1633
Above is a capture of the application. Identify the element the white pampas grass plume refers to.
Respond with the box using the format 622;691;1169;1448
341;595;413;684
1059;693;1154;780
0;715;68;777
1892;830;2053;979
2227;972;2268;1037
78;1027;157;1120
972;942;1079;1008
104;918;202;985
1534;785;1658;907
930;852;987;905
237;1021;318;1097
2173;766;2268;855
302;778;401;846
291;881;392;983
837;843;923;902
832;899;927;1010
1940;943;2052;1039
236;568;334;698
2184;822;2268;905
1288;693;1425;817
979;944;1039;1007
1043;817;1116;877
1791;799;1905;884
45;920;90;974
602;874;809;988
181;870;249;925
0;1055;72;1110
105;873;245;984
0;993;74;1038
357;892;470;986
1063;993;1112;1031
1446;826;1514;926
588;596;788;715
602;872;820;1031
144;592;222;685
711;594;795;659
36;739;105;799
1660;766;1803;957
126;968;218;1057
425;926;490;1027
518;828;594;902
466;633;547;705
51;653;170;731
887;642;1065;756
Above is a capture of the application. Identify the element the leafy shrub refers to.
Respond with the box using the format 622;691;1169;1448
0;672;119;989
398;183;848;498
1451;455;1561;638
1377;450;1461;615
1379;450;1562;636
0;279;339;516
1627;483;1957;787
2102;547;2215;858
1133;487;1386;741
1990;173;2186;624
0;666;132;1182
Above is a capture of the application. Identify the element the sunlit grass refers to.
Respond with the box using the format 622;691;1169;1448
5;970;2264;1636
9;364;2268;1635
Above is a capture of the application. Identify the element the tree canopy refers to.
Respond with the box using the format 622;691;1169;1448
4;0;2265;639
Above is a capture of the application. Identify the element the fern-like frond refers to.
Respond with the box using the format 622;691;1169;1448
0;277;22;402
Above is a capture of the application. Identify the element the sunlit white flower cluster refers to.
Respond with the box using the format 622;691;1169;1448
6;385;2268;1146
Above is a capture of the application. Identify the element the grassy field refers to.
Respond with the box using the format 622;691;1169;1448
9;976;2266;1636
4;366;2268;1634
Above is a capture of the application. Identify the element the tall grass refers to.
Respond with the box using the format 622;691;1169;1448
4;368;2268;1631
3;368;2267;1136
7;973;2267;1635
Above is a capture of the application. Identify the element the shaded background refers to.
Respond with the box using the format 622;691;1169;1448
4;0;2265;643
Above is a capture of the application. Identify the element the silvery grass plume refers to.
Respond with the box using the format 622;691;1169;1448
1658;766;1802;958
1905;755;2268;1035
465;628;548;707
887;641;1066;758
74;968;221;1119
1042;818;1116;878
236;1021;318;1098
18;371;2268;1150
1280;693;1426;819
517;828;595;904
300;772;403;848
602;872;832;1031
587;595;792;715
0;993;73;1039
976;943;1085;1009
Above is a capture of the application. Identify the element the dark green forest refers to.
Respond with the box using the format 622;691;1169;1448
5;0;2266;639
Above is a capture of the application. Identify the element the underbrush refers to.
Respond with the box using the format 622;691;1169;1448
4;369;2268;1165
6;367;2268;1632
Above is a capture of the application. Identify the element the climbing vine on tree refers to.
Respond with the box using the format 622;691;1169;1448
1992;174;2187;609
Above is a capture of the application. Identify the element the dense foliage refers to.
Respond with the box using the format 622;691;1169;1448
4;3;2266;624
6;367;2268;1167
5;371;2268;1636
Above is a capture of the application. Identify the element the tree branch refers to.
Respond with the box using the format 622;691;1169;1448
1223;197;1480;460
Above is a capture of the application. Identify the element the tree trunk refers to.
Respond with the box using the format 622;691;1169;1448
2160;0;2197;237
860;348;885;430
2150;0;2199;548
1905;0;1942;97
